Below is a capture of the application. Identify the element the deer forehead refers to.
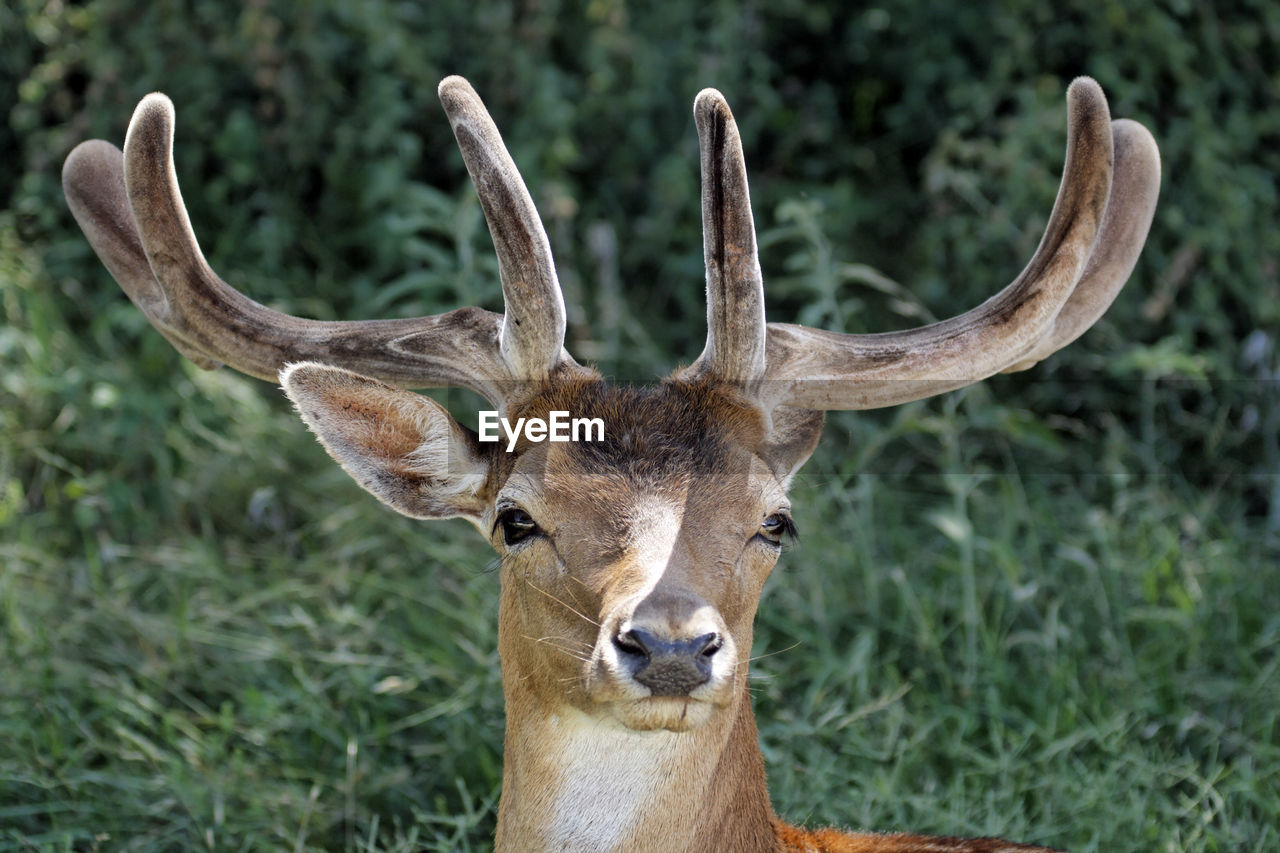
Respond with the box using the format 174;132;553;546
495;380;776;495
499;379;766;460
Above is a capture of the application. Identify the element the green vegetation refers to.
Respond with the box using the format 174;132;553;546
3;1;1276;850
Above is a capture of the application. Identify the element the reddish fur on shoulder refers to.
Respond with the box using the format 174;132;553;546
771;819;1063;852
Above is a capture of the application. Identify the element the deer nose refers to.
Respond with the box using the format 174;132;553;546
613;626;724;696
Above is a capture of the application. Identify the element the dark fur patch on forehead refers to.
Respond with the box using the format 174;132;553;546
504;377;766;482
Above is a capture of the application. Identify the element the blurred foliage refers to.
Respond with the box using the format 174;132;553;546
3;0;1278;850
4;0;1278;495
6;0;1278;347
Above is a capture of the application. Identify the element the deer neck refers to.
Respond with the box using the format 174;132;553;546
494;661;778;853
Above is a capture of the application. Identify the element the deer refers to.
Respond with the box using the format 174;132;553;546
62;74;1159;852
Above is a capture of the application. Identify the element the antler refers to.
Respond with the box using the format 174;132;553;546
437;77;567;381
681;77;1160;411
685;88;768;386
62;77;586;406
66;76;1158;414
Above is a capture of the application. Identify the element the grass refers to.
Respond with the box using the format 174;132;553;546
3;333;1276;851
760;414;1279;851
2;87;1278;848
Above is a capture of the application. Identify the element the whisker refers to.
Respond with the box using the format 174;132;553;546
523;579;601;627
532;637;591;655
522;631;593;648
748;641;802;664
524;634;593;663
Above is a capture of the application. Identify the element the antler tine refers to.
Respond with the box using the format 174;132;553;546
761;77;1157;412
63;137;223;370
63;89;595;405
1002;116;1160;370
437;76;567;383
681;88;767;386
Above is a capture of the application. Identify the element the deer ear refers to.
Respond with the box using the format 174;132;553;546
280;363;491;525
760;407;825;487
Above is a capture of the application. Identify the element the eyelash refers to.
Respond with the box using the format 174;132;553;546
494;507;796;548
495;506;541;547
758;512;797;546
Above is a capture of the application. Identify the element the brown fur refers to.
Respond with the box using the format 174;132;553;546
498;377;766;471
771;821;1062;852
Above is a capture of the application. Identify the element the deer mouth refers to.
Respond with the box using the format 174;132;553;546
609;695;721;733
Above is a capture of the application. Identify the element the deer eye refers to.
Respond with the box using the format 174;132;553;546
496;506;541;547
757;512;797;546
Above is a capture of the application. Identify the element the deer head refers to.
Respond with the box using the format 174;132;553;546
63;76;1159;852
